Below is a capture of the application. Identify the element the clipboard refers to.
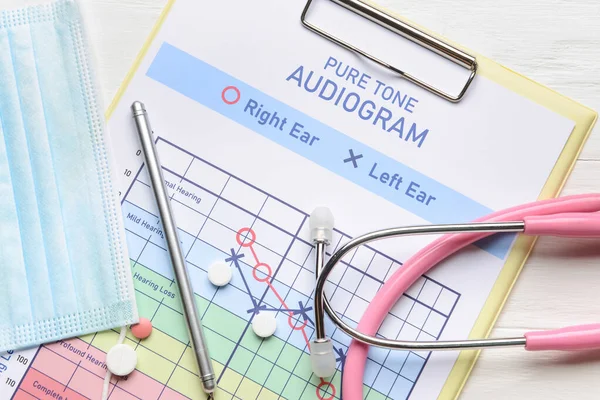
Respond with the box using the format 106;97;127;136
106;1;597;399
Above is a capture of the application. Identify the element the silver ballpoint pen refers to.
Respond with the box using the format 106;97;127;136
132;101;216;394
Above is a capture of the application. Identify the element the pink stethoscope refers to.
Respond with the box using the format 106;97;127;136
308;194;600;399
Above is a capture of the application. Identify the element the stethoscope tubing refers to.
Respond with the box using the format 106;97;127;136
312;193;600;400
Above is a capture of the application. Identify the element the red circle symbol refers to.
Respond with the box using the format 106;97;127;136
316;381;336;400
252;263;272;282
222;86;241;105
287;313;308;331
236;228;256;247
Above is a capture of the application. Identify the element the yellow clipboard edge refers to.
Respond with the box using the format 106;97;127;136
105;0;177;119
104;1;597;399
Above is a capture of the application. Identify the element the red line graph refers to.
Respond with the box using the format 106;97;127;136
236;227;336;400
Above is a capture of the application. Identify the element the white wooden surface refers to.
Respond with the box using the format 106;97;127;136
6;0;599;398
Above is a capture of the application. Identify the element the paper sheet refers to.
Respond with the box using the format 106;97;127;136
1;0;578;399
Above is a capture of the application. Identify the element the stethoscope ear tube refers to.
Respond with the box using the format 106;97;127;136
311;220;528;373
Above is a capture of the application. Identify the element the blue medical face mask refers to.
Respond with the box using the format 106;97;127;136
0;0;137;351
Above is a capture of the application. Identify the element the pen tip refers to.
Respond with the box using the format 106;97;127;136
203;377;217;394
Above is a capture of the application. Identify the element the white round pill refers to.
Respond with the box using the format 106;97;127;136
208;261;232;287
106;344;137;376
252;313;277;338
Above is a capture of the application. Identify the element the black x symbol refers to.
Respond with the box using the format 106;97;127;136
343;149;363;168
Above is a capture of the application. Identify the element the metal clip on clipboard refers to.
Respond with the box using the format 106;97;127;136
301;0;478;102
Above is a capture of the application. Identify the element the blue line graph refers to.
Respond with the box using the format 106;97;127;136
121;137;461;399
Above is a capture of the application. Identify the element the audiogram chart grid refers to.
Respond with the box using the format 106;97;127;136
10;138;460;400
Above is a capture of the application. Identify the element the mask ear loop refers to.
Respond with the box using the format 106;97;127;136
101;326;127;400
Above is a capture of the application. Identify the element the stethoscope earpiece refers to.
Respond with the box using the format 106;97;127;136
310;338;337;378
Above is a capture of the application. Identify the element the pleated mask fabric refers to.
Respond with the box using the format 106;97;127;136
0;0;137;352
